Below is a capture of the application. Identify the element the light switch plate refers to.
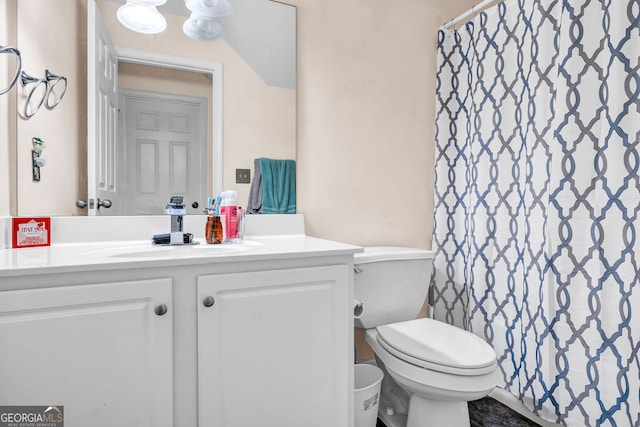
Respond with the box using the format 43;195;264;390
235;168;251;184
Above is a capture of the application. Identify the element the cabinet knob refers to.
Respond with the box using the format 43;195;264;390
203;296;215;308
154;304;168;316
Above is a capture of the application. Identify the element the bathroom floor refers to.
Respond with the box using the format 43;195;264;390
375;397;542;427
468;397;542;426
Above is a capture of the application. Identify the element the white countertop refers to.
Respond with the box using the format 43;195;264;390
0;215;362;276
0;235;361;276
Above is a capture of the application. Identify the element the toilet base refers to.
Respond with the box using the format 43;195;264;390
374;363;471;427
377;392;471;427
377;391;408;427
406;394;470;427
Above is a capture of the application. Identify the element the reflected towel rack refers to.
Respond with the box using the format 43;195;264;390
19;69;68;118
0;45;22;95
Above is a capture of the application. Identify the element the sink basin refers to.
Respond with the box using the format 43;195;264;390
110;244;246;259
84;240;263;259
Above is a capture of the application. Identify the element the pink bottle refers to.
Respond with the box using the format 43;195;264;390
219;191;238;241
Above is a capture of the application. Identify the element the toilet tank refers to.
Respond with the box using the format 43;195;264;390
354;247;434;329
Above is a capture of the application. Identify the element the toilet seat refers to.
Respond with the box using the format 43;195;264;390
376;318;496;376
365;328;499;402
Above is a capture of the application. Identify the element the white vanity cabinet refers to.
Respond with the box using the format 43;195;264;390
0;278;174;427
197;265;351;427
0;225;358;427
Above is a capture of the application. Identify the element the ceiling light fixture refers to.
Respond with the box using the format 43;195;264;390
117;0;168;35
183;0;233;41
183;14;224;41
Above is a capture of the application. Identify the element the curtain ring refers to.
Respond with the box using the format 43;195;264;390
44;69;68;109
0;46;22;95
20;71;47;118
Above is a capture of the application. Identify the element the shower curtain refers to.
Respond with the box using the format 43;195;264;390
432;0;640;425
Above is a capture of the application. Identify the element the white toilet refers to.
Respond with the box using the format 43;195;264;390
354;247;498;427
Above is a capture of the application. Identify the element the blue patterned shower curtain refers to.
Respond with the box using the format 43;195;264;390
432;0;640;425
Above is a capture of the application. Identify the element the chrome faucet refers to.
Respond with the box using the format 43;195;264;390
164;196;186;245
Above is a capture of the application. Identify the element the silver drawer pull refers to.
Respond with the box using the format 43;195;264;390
154;304;168;316
203;296;215;308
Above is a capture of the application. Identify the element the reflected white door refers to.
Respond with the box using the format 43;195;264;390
88;0;119;215
120;91;206;215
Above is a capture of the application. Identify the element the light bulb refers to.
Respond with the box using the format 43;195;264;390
117;2;167;34
183;13;224;41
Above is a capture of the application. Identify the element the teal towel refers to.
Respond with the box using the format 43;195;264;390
259;158;296;214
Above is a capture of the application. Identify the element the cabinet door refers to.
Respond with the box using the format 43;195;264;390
198;266;350;427
0;278;173;427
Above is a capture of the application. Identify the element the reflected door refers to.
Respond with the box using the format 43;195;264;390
120;91;206;215
88;0;119;215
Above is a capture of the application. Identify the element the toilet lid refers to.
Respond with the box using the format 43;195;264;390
376;318;496;373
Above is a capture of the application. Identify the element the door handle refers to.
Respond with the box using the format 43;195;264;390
81;199;112;209
97;198;112;209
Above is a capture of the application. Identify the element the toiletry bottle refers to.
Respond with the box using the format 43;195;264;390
206;213;223;244
214;215;224;243
220;191;238;241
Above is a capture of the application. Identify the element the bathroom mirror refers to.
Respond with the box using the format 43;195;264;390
11;0;296;216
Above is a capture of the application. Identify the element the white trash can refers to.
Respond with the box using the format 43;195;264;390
354;363;384;427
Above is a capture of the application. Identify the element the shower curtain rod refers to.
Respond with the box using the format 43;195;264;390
440;0;499;29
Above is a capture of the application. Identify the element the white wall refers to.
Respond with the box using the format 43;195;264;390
290;0;477;249
14;0;86;216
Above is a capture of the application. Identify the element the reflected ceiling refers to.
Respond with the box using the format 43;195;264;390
103;0;296;88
